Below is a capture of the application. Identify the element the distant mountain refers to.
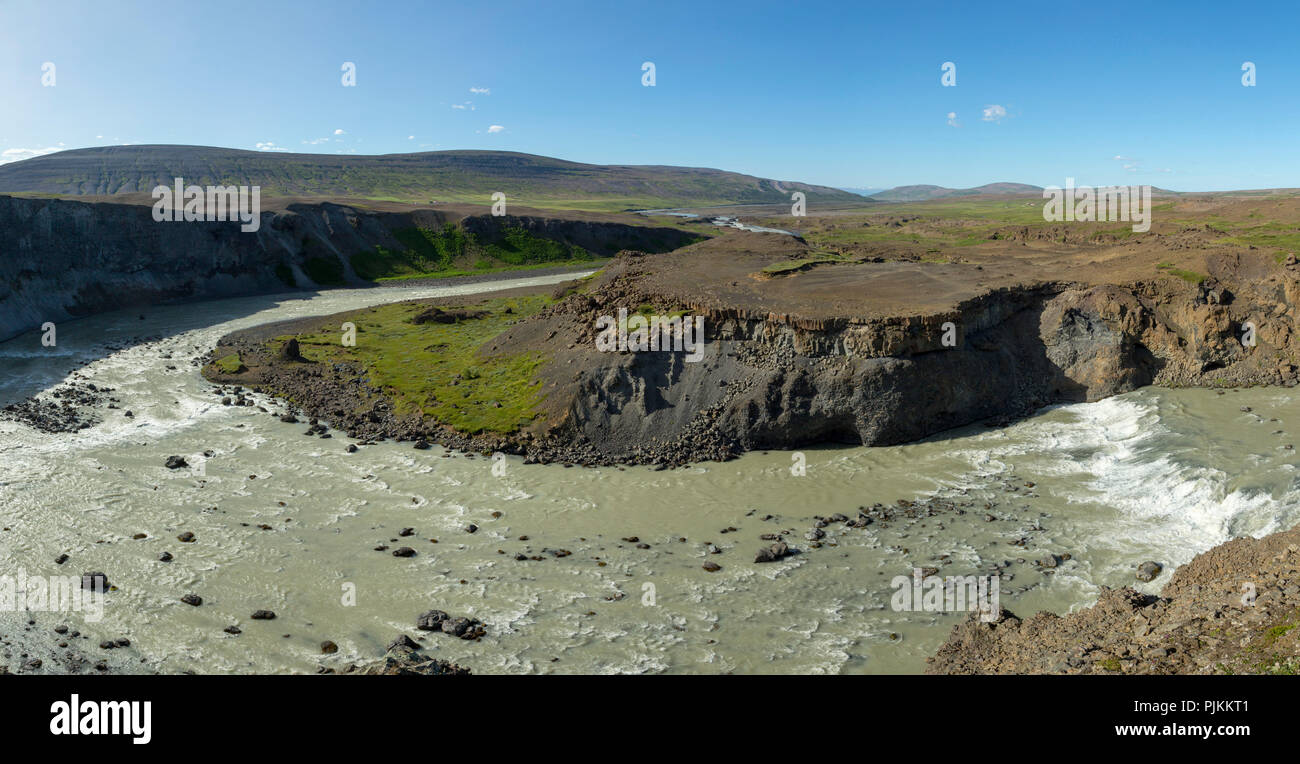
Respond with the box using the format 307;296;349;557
869;182;1044;201
0;145;862;208
837;186;890;197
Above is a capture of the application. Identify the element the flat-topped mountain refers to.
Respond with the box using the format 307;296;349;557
869;182;1044;201
0;145;861;209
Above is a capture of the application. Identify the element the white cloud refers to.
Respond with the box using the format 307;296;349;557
407;135;414;140
452;101;475;111
487;125;505;134
333;128;345;135
255;141;289;152
981;104;1008;122
946;111;960;127
0;146;64;165
302;137;330;145
469;87;490;94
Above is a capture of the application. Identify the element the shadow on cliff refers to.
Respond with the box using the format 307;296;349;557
722;294;1166;453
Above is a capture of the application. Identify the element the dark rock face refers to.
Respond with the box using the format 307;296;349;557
522;256;1287;464
0;194;303;343
548;286;1069;457
1039;286;1161;401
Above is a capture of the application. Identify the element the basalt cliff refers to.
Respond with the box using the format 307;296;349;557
0;193;696;343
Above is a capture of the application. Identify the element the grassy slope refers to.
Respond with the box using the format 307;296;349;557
350;223;600;281
347;218;704;283
283;295;553;434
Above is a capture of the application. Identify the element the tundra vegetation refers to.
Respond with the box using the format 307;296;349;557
350;224;600;282
276;294;554;434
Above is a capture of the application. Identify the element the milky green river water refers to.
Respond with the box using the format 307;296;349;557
3;274;1299;673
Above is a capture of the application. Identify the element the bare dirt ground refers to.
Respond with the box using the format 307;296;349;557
640;193;1300;321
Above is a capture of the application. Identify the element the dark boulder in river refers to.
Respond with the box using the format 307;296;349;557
1136;561;1163;582
80;571;109;591
754;542;790;563
416;610;449;631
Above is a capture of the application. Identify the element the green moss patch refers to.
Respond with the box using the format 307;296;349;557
351;224;599;282
213;354;246;374
274;264;297;287
282;295;552;434
1156;262;1207;283
303;256;346;286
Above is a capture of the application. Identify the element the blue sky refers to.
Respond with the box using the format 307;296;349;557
1;0;1296;191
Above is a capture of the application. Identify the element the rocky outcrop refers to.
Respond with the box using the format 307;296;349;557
518;252;1297;462
322;643;471;676
0;195;390;342
927;523;1300;675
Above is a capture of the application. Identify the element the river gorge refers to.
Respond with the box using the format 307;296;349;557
3;274;1297;674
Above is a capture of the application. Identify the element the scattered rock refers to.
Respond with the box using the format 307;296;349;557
416;610;449;631
754;542;790;563
387;634;419;651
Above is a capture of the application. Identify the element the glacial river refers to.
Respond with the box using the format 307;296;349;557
2;274;1299;674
